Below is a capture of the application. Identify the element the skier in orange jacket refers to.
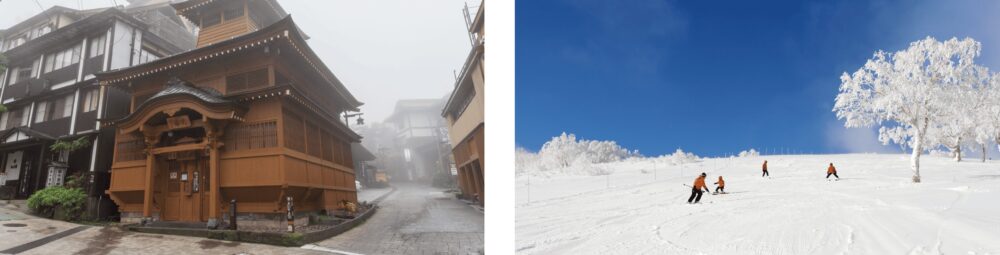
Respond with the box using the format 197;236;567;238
826;163;840;179
714;176;725;194
762;160;769;177
687;173;710;203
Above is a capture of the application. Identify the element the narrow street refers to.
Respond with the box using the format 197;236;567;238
314;182;485;255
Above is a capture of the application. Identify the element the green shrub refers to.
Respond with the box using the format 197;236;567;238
64;172;88;190
26;186;87;220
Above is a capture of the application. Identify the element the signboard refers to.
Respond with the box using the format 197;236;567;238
167;115;191;130
450;166;458;176
4;151;22;181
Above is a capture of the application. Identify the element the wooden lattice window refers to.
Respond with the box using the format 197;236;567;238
306;122;321;158
342;142;353;166
225;68;269;93
115;134;146;162
283;112;305;152
334;138;344;165
320;130;333;162
224;121;277;151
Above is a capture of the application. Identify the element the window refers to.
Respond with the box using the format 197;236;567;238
306;122;321;157
115;134;145;162
225;68;269;92
283;112;305;152
44;44;82;73
5;36;27;50
33;25;52;40
81;90;99;113
137;48;161;64
452;87;476;119
35;94;73;123
88;35;106;58
224;6;244;21
4;106;29;129
202;13;221;27
10;65;34;84
224;121;277;151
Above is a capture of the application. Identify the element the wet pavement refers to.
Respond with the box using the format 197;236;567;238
0;183;482;255
0;203;84;253
0;204;329;255
20;226;330;255
357;186;395;203
314;182;485;255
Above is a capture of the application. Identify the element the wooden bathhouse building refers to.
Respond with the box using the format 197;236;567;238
98;0;363;228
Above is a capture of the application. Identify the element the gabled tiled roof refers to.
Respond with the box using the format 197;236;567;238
141;77;228;106
114;76;245;131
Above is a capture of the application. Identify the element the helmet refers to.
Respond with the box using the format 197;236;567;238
701;172;707;177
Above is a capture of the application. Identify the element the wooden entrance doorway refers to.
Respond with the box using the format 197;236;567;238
162;157;209;222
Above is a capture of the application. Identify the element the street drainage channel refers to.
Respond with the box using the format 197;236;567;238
3;223;26;227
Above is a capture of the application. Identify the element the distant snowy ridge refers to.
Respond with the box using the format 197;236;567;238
516;132;700;177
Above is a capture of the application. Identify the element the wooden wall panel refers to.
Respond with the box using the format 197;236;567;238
197;16;251;47
109;166;146;191
306;162;322;187
284;156;307;185
220;155;280;187
242;99;279;122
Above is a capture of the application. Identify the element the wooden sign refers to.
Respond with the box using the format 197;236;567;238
167;116;191;130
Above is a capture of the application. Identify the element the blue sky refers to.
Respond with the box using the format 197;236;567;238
516;0;1000;157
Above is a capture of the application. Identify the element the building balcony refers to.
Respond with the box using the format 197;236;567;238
82;56;104;78
40;64;80;89
32;116;72;137
3;78;49;102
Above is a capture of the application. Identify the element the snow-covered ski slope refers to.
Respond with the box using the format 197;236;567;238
515;154;1000;254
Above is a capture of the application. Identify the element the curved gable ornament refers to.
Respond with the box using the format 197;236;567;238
117;77;246;134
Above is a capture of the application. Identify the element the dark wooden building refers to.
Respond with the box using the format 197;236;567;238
99;0;363;228
0;2;195;219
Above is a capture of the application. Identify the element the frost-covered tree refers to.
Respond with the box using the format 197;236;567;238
966;68;997;162
738;148;760;157
515;147;541;175
834;37;984;183
534;132;637;173
653;148;701;165
984;74;1000;158
537;132;586;168
928;65;991;162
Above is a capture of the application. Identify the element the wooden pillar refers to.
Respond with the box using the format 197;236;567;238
204;119;224;228
142;136;156;221
208;137;219;226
